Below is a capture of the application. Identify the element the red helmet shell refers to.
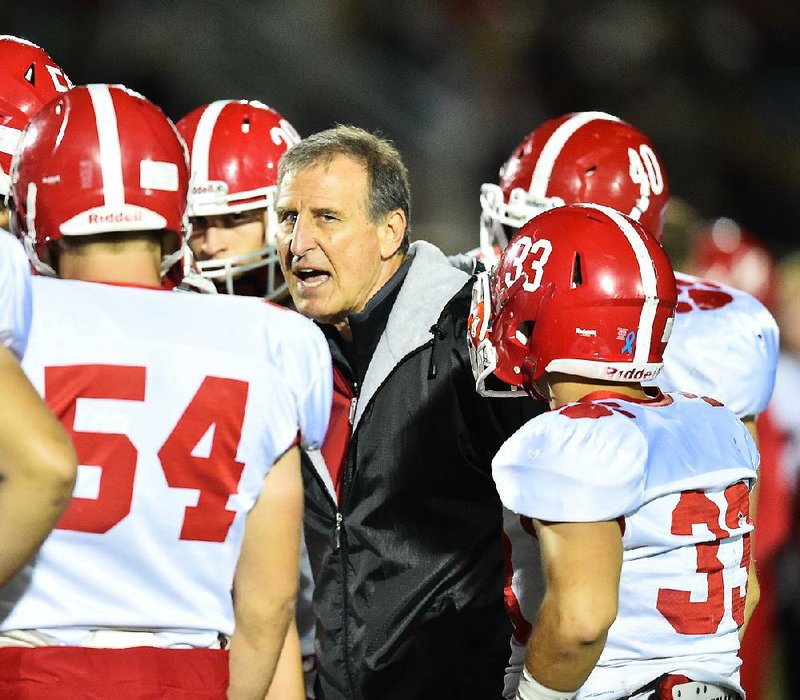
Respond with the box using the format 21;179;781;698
484;204;677;396
10;84;188;276
0;36;72;195
480;112;670;260
176;100;300;217
689;218;776;308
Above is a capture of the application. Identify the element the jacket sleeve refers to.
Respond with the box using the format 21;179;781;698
487;393;548;439
443;279;548;476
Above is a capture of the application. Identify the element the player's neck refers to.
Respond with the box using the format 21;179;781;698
543;372;649;409
59;250;162;287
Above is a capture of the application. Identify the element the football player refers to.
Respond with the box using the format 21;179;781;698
178;99;313;699
176;100;300;300
0;84;331;699
685;221;782;700
687;217;776;310
478;111;778;446
0;35;71;232
0;231;77;587
469;204;757;699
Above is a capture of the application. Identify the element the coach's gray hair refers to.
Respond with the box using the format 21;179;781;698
277;125;411;252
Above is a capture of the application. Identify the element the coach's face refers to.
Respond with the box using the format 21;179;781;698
275;154;405;327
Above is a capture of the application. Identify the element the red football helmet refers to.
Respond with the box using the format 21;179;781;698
0;36;72;196
9;84;192;283
479;111;670;263
469;204;677;399
689;217;776;309
176;100;300;299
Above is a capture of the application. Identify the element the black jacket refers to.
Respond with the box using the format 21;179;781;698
302;242;542;699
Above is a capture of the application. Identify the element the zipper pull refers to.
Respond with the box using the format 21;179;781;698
334;512;343;550
348;397;357;425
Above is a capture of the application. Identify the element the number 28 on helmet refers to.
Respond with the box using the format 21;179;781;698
468;204;677;400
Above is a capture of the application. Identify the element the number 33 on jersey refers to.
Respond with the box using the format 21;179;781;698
495;390;758;698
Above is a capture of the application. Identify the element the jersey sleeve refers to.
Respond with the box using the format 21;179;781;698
722;297;778;416
296;320;333;450
655;281;779;419
272;311;332;451
492;406;648;522
0;232;32;359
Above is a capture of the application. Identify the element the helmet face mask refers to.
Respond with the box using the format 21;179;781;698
469;204;677;399
478;111;669;266
191;228;285;298
177;100;300;300
468;268;529;398
478;182;558;263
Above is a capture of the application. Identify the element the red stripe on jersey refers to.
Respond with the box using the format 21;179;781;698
577;388;672;406
93;280;166;291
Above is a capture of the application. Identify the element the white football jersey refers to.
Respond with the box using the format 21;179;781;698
496;390;758;700
0;277;332;647
0;230;32;359
646;271;778;419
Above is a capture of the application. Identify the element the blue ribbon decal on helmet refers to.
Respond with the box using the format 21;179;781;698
621;331;636;355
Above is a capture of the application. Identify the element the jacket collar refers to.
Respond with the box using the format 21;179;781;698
353;240;469;427
344;256;411;388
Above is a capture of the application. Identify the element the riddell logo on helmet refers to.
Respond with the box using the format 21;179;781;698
605;366;658;381
88;211;143;225
191;182;227;197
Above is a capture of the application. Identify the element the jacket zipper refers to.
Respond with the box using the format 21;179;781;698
334;511;343;550
348;395;358;426
340;389;358;698
304;442;354;697
340;393;357;551
332;342;433;697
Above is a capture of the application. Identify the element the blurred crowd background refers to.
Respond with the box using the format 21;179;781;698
7;0;800;260
5;1;800;698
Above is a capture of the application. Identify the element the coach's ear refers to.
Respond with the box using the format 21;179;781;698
378;209;406;259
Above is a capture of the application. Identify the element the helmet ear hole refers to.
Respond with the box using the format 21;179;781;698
571;252;583;288
514;320;534;346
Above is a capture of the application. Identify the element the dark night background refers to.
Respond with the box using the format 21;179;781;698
6;1;800;263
